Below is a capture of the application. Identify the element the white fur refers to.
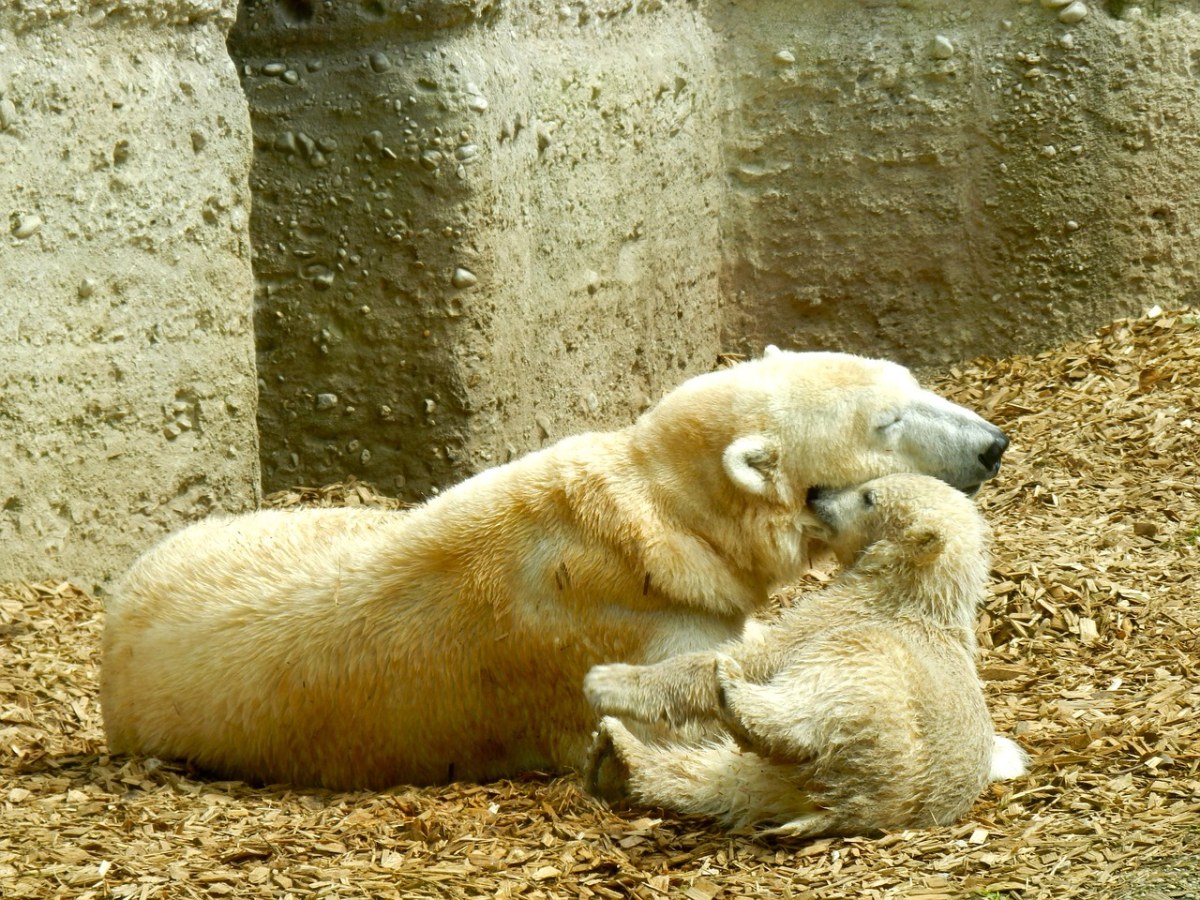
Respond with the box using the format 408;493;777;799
990;735;1030;782
586;474;1024;837
102;351;1008;790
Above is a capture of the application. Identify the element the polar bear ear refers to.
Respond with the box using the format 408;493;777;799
763;344;782;358
723;435;779;497
907;526;946;566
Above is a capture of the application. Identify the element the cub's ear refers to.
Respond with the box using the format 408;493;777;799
723;435;779;497
906;526;946;566
763;344;782;358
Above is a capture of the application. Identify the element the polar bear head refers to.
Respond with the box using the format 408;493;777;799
807;472;991;631
639;346;1007;503
631;347;1006;591
731;346;1007;500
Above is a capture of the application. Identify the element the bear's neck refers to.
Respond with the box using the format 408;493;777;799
564;429;773;620
850;558;985;649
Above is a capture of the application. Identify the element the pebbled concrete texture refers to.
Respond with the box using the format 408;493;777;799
6;0;1200;581
716;0;1200;367
0;0;260;585
230;0;724;499
236;0;1200;502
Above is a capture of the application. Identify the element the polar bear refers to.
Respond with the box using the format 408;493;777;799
101;349;1009;790
584;473;1028;837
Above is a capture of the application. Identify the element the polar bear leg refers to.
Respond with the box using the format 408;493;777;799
587;717;817;829
584;652;726;725
714;658;823;759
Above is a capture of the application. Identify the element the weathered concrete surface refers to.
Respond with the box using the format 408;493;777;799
716;0;1200;367
0;0;260;586
238;0;1200;499
7;0;1193;588
230;0;724;499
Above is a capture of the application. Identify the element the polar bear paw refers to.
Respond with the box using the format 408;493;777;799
586;717;635;802
583;663;643;717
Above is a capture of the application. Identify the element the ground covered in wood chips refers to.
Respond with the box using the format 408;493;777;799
3;309;1200;899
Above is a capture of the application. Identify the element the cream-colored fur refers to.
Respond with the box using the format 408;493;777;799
101;350;1009;789
585;473;1028;837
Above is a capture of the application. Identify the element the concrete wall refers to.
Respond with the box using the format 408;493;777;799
0;0;259;585
6;0;1200;582
238;0;1200;502
229;0;724;499
716;0;1200;367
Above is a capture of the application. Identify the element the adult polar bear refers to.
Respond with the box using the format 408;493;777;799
101;348;1008;789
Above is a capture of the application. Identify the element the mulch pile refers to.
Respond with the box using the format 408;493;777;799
3;308;1199;899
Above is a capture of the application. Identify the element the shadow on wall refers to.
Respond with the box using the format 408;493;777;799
228;0;725;500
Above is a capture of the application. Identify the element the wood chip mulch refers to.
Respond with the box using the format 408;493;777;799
3;308;1199;899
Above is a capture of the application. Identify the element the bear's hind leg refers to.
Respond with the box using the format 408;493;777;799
587;717;814;830
715;657;823;761
587;717;637;802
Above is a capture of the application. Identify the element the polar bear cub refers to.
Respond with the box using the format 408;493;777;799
102;350;1009;790
585;473;1027;837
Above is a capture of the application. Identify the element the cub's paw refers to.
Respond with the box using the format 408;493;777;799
586;717;635;803
713;654;744;689
714;656;757;752
584;664;642;717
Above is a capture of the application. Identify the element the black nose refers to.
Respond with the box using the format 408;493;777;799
979;431;1009;475
806;485;825;506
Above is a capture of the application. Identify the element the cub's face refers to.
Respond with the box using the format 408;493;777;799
807;473;985;567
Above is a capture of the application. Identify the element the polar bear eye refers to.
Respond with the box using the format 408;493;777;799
862;490;876;509
876;413;903;432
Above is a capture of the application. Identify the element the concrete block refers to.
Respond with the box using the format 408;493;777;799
229;0;724;499
0;0;260;586
715;0;1200;366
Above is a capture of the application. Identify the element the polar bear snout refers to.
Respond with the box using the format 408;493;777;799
806;486;836;522
959;427;1008;495
889;395;1011;494
978;429;1009;479
805;485;864;542
804;484;823;508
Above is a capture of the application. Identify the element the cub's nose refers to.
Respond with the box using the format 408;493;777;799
979;431;1009;476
